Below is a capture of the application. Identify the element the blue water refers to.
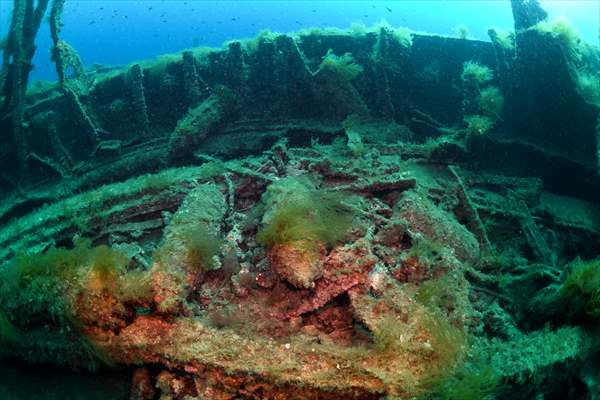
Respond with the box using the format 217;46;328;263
0;0;598;83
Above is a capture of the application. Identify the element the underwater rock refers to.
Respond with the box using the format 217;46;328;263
130;368;155;400
291;239;377;316
268;240;326;289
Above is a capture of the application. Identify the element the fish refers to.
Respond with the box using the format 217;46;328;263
94;128;112;137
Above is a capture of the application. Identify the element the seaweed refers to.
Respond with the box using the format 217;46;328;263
464;115;494;136
461;61;493;88
373;315;410;354
317;49;364;81
535;16;580;54
257;177;355;250
342;114;367;156
2;238;130;325
460;61;503;137
392;26;413;48
426;360;501;400
89;244;128;284
180;225;222;271
409;236;445;264
13;238;126;285
561;257;600;319
0;237;139;368
415;276;455;311
477;86;504;119
455;24;470;40
421;311;467;370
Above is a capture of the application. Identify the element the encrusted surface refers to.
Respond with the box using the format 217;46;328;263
1;1;600;397
0;138;598;399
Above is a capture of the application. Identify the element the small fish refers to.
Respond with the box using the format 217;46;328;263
386;7;392;12
148;7;153;11
231;17;237;21
295;20;302;25
152;33;159;37
95;128;112;137
89;20;95;25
